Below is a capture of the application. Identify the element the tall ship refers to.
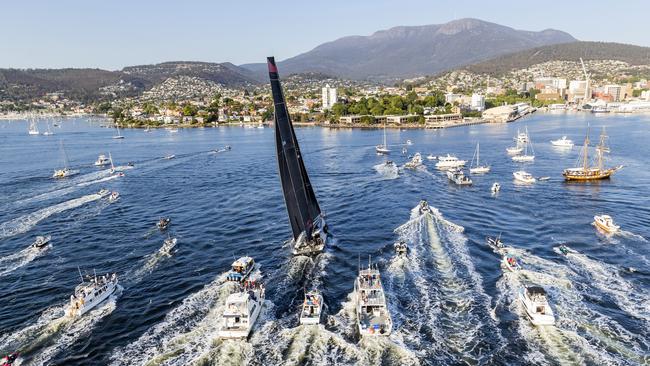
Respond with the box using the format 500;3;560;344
563;127;622;181
268;57;328;256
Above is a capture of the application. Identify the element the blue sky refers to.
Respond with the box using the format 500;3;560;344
2;0;648;70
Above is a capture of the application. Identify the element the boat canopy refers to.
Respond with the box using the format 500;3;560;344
526;286;547;296
268;57;322;241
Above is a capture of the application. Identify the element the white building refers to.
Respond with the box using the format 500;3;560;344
322;84;338;110
470;94;485;111
603;85;624;102
445;93;462;104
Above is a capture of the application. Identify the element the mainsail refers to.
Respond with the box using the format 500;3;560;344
268;57;322;241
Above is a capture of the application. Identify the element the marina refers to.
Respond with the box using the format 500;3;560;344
0;111;648;365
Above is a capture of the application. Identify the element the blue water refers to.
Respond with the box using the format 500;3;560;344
0;112;648;365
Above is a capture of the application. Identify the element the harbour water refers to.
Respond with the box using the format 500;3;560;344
0;112;648;365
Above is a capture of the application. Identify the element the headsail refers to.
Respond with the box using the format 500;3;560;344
268;57;322;241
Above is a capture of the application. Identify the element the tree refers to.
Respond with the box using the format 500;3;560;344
181;103;198;117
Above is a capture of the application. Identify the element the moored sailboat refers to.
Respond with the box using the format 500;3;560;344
469;142;490;174
375;123;390;154
268;57;328;256
511;127;535;162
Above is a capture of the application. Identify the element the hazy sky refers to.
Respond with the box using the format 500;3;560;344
2;0;648;70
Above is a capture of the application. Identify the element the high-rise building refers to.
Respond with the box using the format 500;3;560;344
603;85;624;102
471;93;485;111
322;84;337;110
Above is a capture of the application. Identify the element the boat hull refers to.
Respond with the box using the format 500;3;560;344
563;170;614;181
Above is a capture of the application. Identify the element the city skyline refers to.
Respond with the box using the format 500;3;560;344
2;0;649;70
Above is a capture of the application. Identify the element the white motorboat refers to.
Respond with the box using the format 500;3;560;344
519;286;555;326
435;154;466;170
299;290;323;325
355;260;392;336
164;154;176;160
406;139;413;145
550;136;574;147
491;182;501;194
401;147;407;155
394;241;408;257
501;253;522;272
226;256;255;282
511;128;535;162
486;235;505;253
160;236;177;255
469;142;490;174
157;217;171;230
593;214;620;233
515;129;528;143
375;123;390;154
66;271;119;317
31;235;51;249
506;145;523;155
108;191;120;203
426;154;436;160
94;154;111;166
447;168;473;185
513;171;536;184
418;199;432;215
97;189;110;198
218;279;265;339
404;153;423;169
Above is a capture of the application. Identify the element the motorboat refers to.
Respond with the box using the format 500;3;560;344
519;286;555;326
394;241;408;257
515;129;528;143
557;244;576;256
160;236;177;256
226;256;255;282
299;290;323;325
401;147;407;155
491;182;501;194
593;214;619;233
486;235;504;252
355;260;392;336
31;235;51;249
426;154;436;160
506;145;523;155
538;176;550;181
404;153;423;169
512;154;535;162
435;154;466;170
550;136;574;147
94;154;111;166
108;191;120;203
66;272;119;317
157;217;171;230
469;142;490;174
225;145;232;151
406;139;413;145
591;106;609;113
501;253;522;272
164;154;176;160
513;171;536;184
418;199;432;215
218;279;265;339
1;352;19;366
97;189;110;198
446;168;473;185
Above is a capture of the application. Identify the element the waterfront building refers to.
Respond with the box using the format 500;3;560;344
386;114;418;124
424;113;463;125
471;94;485;111
603;85;625;102
322;84;338;110
482;105;517;123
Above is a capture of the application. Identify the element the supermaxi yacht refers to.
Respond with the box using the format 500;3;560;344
268;57;329;256
218;278;265;339
355;259;392;336
66;271;119;317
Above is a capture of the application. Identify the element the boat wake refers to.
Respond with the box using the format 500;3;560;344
0;193;104;240
0;289;120;366
554;246;650;323
386;205;503;364
76;173;121;187
493;247;648;365
0;245;51;277
108;273;242;366
373;163;399;180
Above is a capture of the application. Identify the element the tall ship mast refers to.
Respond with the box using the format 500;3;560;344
562;127;622;181
268;57;328;256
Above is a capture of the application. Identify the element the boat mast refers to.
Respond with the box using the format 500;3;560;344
383;122;387;147
582;127;590;171
476;142;480;166
596;127;608;171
